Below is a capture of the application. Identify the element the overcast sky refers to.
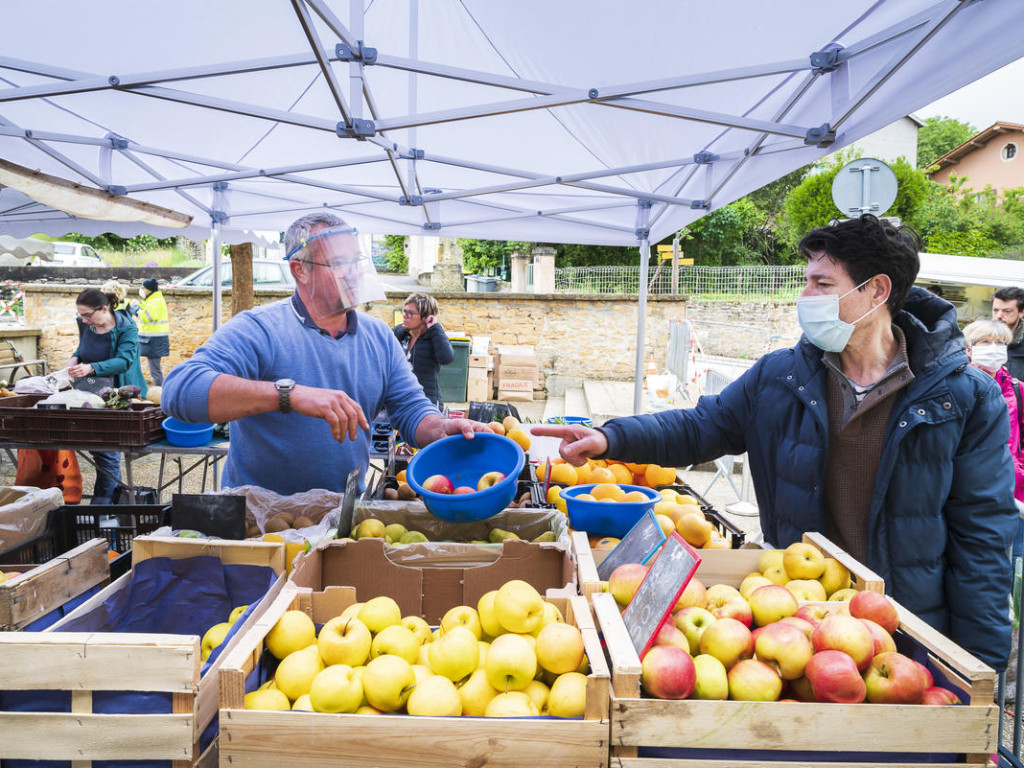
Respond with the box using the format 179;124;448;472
915;58;1024;131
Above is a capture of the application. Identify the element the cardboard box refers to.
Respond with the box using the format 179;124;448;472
467;374;491;402
497;363;538;384
468;353;493;368
496;377;534;392
498;389;534;401
219;583;611;768
0;537;286;766
290;537;575;624
494;344;537;367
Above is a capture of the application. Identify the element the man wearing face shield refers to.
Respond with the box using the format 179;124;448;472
534;214;1017;671
162;212;488;496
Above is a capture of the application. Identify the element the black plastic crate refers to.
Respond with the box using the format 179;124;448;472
58;504;169;554
0;508;60;566
0;393;165;447
655;483;747;548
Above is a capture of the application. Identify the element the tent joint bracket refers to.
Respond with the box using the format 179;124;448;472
106;185;127;195
336;42;378;65
336;119;376;139
690;200;709;210
693;151;719;165
400;195;424;206
423;222;441;230
809;44;845;73
805;123;836;147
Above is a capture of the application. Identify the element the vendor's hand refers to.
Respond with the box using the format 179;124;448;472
442;417;490;440
290;384;369;442
529;424;608;466
67;363;94;378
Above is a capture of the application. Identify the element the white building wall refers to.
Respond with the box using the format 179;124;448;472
843;116;920;166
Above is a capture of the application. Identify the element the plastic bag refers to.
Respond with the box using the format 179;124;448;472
0;485;65;555
212;485;343;543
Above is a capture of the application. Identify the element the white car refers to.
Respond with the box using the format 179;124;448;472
171;259;295;290
45;241;106;267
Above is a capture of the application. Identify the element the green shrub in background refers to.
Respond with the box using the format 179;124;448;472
383;234;408;272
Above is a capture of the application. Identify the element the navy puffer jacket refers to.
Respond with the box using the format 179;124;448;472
602;288;1016;670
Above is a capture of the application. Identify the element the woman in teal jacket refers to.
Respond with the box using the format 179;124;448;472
68;288;147;503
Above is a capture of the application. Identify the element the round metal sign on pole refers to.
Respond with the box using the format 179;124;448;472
831;157;899;219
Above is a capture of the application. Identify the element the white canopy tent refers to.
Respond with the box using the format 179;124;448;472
919;252;1024;289
2;0;1023;411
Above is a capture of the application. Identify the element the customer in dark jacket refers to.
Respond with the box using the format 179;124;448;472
535;215;1017;671
392;292;455;409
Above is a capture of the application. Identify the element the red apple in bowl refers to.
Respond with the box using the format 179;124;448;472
477;471;506;490
422;474;454;494
453;486;477;494
864;651;928;704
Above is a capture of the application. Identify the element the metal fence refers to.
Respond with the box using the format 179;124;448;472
554;264;805;302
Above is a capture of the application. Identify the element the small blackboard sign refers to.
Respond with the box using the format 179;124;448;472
596;510;666;581
622;531;701;657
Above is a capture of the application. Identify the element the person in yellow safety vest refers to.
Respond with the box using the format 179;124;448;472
136;278;170;386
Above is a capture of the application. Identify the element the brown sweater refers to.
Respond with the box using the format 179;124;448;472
822;330;913;563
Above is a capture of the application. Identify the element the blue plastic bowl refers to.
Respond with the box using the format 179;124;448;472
561;483;660;538
162;417;215;447
407;433;526;522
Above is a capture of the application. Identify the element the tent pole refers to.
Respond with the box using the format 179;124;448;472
633;201;653;415
211;216;223;331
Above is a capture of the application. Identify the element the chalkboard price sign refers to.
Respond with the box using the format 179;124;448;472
596;510;666;581
622;531;701;657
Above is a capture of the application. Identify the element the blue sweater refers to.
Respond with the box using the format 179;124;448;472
599;288;1017;670
162;297;440;495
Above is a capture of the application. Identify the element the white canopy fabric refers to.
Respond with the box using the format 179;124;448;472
1;0;1023;409
1;0;1022;246
0;235;53;261
919;253;1024;289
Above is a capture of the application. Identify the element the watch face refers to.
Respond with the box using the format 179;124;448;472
276;378;295;389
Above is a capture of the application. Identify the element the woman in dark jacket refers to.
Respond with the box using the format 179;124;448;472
68;288;148;504
392;292;454;409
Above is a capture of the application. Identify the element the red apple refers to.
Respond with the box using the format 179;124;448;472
608;563;649;607
641;645;696;699
778;616;816;641
754;621;813;680
654;621;690;651
793;603;831;628
453;486;477;494
804;649;867;703
705;583;743;604
922;686;962;705
913;659;933;688
698;617;754;670
707;594;753;628
673;606;716;655
728;659;783;701
748;584;798;627
864;652;928;704
673;577;707;611
848;591;899;634
811;614;874;671
860;618;897;657
422;474;454;494
476;471;506;490
786;675;816;702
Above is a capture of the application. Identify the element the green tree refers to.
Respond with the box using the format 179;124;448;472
382;234;408;272
914;175;1024;256
554;243;638;266
681;199;762;266
916;116;976;169
456;239;530;274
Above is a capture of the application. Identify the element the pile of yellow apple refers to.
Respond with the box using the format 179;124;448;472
346;517;557;545
200;603;250;661
609;542;961;706
245;579;590;717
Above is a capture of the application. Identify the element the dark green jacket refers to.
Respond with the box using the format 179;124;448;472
74;310;148;398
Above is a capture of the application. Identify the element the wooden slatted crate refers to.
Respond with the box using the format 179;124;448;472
573;530;885;599
218;582;611;768
592;543;998;768
1;537;110;630
0;536;286;767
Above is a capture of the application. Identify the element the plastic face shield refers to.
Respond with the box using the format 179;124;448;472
286;228;386;312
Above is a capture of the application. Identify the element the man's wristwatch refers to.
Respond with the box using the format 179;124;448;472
275;378;296;413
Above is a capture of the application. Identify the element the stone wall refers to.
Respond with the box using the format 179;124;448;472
21;284;801;390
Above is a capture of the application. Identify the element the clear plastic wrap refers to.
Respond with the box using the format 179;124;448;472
203;485;342;544
0;485;65;555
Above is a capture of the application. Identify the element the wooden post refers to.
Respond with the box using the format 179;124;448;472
229;242;254;317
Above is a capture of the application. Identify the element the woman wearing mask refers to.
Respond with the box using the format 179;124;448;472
392;292;454;410
963;318;1024;559
68;288;148;504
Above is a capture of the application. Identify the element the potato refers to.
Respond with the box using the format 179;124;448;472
397;483;417;501
264;516;290;533
292;516;314;529
383;487;399;500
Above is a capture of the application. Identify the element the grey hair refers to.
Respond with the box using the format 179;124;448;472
101;280;127;303
963;318;1013;346
404;292;439;318
284;212;351;267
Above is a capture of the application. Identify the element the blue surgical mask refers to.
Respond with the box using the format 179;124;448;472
796;279;883;352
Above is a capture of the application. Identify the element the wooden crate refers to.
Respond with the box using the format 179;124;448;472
573;530;885;599
1;537;110;630
218;582;611;768
0;536;286;767
593;584;998;766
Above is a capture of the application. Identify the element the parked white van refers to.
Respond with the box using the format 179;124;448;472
47;241;105;266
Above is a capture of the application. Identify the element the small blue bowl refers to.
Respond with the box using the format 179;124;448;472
162;417;214;447
561;483;660;538
407;433;526;522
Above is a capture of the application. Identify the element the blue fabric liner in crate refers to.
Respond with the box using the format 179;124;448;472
636;630;966;764
1;555;276;768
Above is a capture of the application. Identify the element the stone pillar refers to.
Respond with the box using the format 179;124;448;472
510;250;530;293
531;245;556;294
431;261;465;292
